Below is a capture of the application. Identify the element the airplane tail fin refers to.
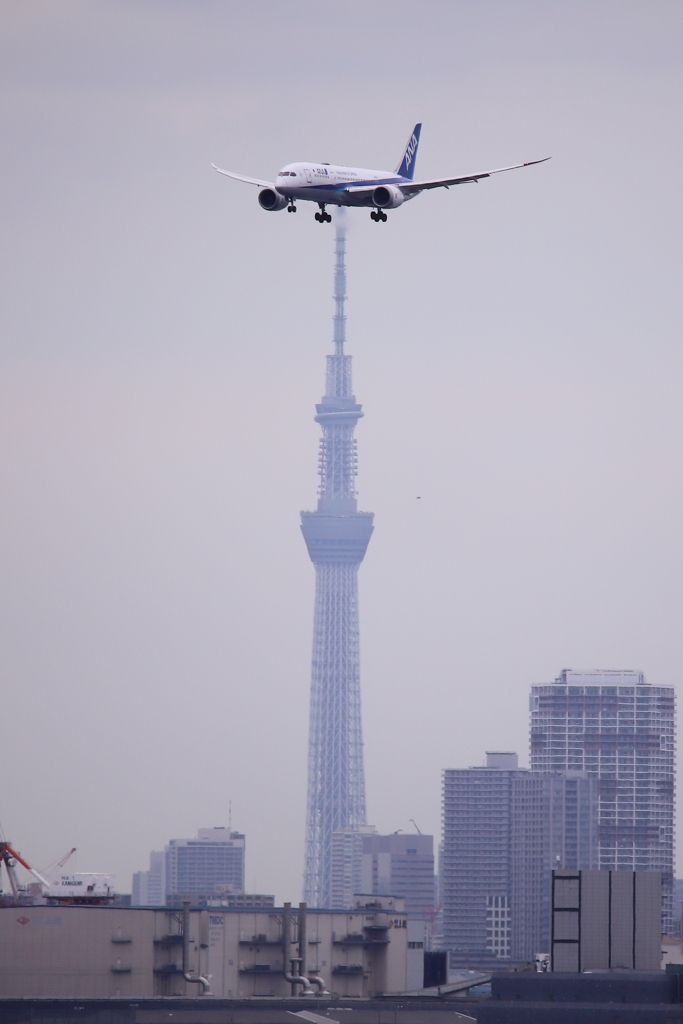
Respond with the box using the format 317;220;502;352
395;123;422;179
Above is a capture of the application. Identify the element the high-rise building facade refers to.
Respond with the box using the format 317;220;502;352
442;752;596;963
165;828;245;901
330;828;436;923
132;850;165;907
301;217;373;907
530;669;675;933
363;832;436;924
330;825;376;910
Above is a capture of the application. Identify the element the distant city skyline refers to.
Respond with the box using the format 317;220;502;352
1;1;682;902
132;827;245;906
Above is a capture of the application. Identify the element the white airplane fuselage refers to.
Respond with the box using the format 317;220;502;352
213;124;549;222
274;163;416;208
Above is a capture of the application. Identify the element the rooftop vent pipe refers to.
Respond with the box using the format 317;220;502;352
182;901;211;995
283;902;313;995
299;902;329;995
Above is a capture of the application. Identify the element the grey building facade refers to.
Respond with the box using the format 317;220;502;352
132;850;165;907
551;868;661;971
330;829;436;924
442;753;596;964
530;669;675;933
330;826;376;910
132;830;246;907
166;829;245;902
0;896;408;999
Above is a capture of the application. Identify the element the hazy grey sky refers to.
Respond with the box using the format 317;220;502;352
1;1;682;898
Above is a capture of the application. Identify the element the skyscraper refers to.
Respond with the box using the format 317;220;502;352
132;829;246;906
329;825;377;909
442;752;596;963
530;668;676;933
329;828;437;923
165;828;245;901
131;850;166;907
301;215;373;907
361;832;436;922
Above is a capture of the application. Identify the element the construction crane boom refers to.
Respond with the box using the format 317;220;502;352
0;843;49;890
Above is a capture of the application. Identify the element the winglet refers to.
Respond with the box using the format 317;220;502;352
396;123;422;180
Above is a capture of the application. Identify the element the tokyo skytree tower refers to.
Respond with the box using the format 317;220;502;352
301;213;374;907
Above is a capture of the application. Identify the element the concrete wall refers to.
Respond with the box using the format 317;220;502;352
551;870;661;972
0;898;407;999
0;906;159;998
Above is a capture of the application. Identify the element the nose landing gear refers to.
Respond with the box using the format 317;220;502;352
371;209;387;222
315;203;332;223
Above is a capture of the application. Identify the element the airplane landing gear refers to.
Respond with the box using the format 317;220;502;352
287;203;297;213
315;204;332;223
371;209;387;222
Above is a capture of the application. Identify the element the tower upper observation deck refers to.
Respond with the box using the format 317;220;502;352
301;220;374;563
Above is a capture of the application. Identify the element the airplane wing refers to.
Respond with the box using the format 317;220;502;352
212;164;274;188
398;157;551;195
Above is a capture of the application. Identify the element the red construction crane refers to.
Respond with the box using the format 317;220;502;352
0;842;50;897
56;848;76;869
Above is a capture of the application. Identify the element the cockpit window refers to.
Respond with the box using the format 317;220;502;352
279;170;295;176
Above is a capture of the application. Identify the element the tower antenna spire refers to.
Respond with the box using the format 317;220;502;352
333;210;346;357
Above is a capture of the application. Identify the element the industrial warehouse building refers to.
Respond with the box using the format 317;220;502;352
0;895;411;999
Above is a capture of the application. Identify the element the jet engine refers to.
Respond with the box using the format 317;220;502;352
258;188;288;211
372;185;405;209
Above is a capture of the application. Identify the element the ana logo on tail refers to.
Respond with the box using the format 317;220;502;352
405;134;418;167
397;123;422;180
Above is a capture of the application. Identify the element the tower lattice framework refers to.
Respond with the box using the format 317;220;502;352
301;214;373;907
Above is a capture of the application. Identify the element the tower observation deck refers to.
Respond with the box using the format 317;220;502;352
301;214;373;907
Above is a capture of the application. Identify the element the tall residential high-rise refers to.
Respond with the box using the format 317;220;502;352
301;215;374;907
442;752;596;963
530;669;675;933
330;825;377;909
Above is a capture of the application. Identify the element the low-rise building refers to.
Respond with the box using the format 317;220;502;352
0;895;408;999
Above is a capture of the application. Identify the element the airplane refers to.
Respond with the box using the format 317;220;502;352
212;123;549;223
